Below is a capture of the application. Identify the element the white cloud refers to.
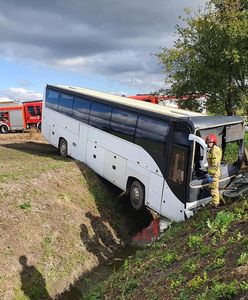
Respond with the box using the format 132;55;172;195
0;87;42;102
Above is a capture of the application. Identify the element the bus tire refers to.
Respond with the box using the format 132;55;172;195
59;138;68;158
130;180;145;210
0;124;9;134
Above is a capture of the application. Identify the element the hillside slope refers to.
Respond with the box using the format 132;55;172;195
86;199;248;299
0;133;148;300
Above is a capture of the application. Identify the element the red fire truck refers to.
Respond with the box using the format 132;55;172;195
127;94;159;104
127;94;192;105
0;101;42;133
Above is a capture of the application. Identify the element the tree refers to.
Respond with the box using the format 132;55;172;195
157;0;248;115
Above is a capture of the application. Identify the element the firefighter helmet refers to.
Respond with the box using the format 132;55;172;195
205;134;217;144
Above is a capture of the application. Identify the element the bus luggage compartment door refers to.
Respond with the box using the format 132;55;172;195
86;141;105;176
104;150;127;189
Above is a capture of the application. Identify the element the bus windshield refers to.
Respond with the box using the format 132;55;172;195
193;123;244;178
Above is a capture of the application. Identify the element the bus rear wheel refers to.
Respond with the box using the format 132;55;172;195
59;138;68;158
0;124;9;134
130;180;145;210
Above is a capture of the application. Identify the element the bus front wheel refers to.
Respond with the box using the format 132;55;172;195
59;138;68;158
130;180;145;210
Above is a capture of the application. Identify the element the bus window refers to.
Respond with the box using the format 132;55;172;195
135;116;168;142
135;116;168;172
72;97;91;123
110;108;137;142
200;127;224;148
89;102;111;130
46;89;59;111
58;93;73;115
172;123;190;145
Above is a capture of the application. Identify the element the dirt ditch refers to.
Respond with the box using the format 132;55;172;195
0;132;153;299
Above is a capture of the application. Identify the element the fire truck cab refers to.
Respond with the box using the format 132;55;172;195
22;101;42;129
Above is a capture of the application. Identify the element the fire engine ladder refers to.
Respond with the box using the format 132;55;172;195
223;172;248;198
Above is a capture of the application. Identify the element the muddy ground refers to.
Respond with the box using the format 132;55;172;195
0;132;152;299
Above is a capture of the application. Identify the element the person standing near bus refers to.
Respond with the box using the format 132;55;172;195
205;134;225;208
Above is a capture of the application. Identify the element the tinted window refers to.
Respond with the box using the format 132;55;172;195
135;116;169;172
72;97;91;123
46;89;59;110
89;102;111;130
172;123;190;145
36;106;41;116
58;93;73;115
28;106;36;116
110;108;137;141
135;116;168;142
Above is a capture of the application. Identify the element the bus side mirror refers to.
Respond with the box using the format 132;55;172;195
188;134;208;170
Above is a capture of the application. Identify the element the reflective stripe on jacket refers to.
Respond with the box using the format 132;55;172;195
207;145;222;176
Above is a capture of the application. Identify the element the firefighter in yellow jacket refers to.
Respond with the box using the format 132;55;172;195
205;134;225;207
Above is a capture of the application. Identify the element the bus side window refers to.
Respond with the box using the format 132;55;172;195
46;90;59;111
58;93;73;115
72;97;91;123
89;102;111;130
110;108;137;142
135;116;169;172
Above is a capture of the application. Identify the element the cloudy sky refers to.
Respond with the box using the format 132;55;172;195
0;0;204;101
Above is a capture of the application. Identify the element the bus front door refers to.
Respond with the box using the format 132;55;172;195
160;145;188;221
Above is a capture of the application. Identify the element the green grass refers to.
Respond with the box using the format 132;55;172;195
19;202;32;210
83;199;248;300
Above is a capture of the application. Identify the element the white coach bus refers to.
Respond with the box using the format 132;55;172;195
42;85;245;221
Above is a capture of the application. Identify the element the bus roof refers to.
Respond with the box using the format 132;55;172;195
48;85;204;118
47;85;243;131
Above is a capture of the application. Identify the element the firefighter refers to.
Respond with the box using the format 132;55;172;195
205;134;225;207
